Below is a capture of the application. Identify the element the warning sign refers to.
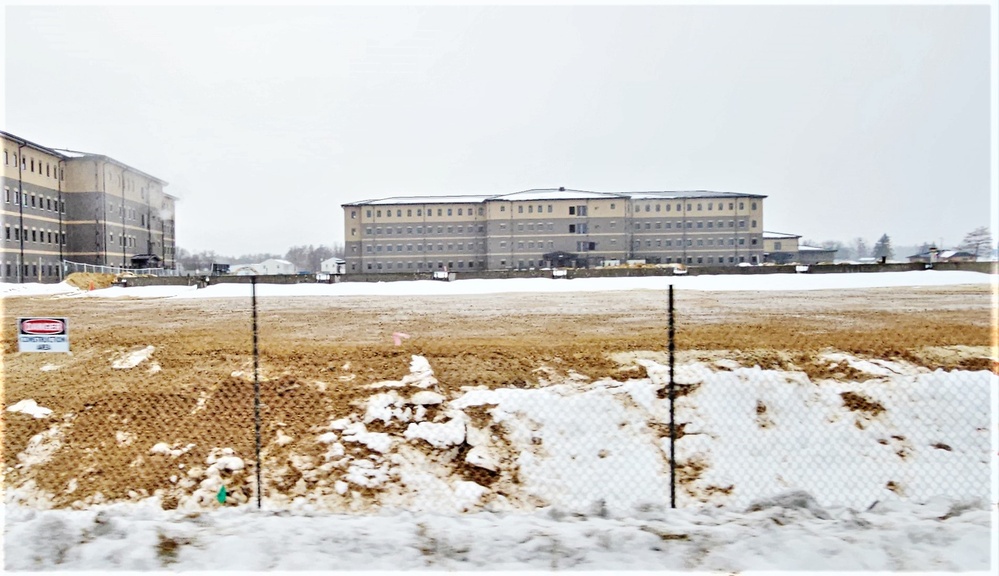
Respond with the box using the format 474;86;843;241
18;317;70;353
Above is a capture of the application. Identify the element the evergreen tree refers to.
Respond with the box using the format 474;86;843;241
872;234;894;260
853;237;869;259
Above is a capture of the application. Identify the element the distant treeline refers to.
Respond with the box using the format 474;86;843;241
176;244;345;273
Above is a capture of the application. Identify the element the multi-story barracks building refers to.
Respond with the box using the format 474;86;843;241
343;187;765;274
2;130;176;283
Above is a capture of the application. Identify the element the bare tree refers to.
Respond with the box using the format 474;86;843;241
958;226;993;259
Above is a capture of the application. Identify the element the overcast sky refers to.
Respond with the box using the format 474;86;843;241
3;3;995;255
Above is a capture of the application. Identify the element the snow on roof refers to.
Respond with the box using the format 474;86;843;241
346;189;767;206
798;245;835;252
489;188;625;201
347;195;493;206
626;190;767;200
49;148;92;158
763;231;802;239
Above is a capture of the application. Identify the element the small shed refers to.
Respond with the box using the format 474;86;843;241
259;259;296;275
321;257;346;275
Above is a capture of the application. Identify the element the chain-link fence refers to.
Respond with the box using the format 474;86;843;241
3;280;993;516
62;259;180;277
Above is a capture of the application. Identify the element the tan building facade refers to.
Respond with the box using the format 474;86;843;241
343;188;766;273
2;131;176;283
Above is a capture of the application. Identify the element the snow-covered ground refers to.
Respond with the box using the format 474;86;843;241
0;269;994;299
3;270;997;571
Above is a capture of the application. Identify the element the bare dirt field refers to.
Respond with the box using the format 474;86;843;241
2;284;995;509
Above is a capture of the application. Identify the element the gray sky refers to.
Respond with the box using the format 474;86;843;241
3;3;995;255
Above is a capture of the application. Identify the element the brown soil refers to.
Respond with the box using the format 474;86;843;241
1;283;995;508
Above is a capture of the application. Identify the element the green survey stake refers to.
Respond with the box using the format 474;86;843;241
217;486;226;503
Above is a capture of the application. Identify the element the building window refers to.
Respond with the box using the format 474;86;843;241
351;211;356;219
751;220;757;228
707;202;713;210
447;208;453;216
697;222;703;228
397;210;402;217
739;220;746;228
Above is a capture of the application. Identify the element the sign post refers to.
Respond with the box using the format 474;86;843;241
18;317;70;352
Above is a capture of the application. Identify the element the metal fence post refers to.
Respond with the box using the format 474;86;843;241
668;284;676;509
252;275;262;509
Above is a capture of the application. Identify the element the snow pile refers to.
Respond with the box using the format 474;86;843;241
4;350;995;569
111;345;155;369
0;281;78;298
1;492;991;571
6;399;53;419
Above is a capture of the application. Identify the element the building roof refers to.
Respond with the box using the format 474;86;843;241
2;130;171;191
344;188;767;207
626;190;767;200
346;195;493;206
798;245;836;252
1;130;64;158
50;148;171;189
762;231;802;239
908;249;973;259
489;188;625;201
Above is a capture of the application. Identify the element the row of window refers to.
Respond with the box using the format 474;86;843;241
634;201;756;213
352;253;755;272
108;231;140;248
633;237;753;248
356;219;758;237
4;225;66;245
634;219;756;230
362;224;486;236
354;200;759;221
499;240;556;250
1;262;61;278
4;187;66;213
107;201;155;226
360;206;485;219
365;242;485;253
3;150;63;181
364;261;482;271
639;256;750;265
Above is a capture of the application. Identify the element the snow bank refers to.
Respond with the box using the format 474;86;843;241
6;399;53;419
12;269;988;300
1;492;991;570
